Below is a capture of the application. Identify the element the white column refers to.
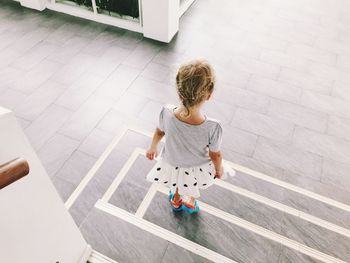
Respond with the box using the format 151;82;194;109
141;0;179;43
19;0;46;11
0;107;91;263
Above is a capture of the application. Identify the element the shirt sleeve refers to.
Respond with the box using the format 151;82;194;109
158;106;166;132
208;122;223;152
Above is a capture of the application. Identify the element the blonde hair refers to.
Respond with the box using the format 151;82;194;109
176;59;215;117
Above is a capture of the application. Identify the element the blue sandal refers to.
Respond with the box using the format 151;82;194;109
169;192;183;212
182;201;200;214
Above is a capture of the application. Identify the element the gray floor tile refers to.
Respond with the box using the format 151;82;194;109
50;53;98;86
80;208;169;263
14;80;65;120
55;73;105;111
247;75;302;103
47;35;91;64
259;49;310;72
293;126;350;164
78;128;114;158
50;175;76;202
121;39;163;70
55;150;97;185
280;169;350;207
213;84;270;114
37;133;80;176
94;65;140;101
267;99;328;132
138;100;164;126
278;247;323;263
128;76;178;105
301;90;350;119
69;130;151;225
279;68;333;94
161;243;214;263
10;41;60;71
253;137;323;180
59;95;114;141
24;104;73;151
11;59;62;94
328;115;350;141
322;159;350;194
146;193;282;263
222;125;258;156
0;88;27;110
231;108;294;143
113;91;149;117
109;156;154;213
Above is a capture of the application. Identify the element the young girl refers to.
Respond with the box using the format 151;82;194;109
146;59;235;214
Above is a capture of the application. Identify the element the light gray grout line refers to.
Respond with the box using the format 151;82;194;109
64;128;128;209
127;126;350;213
95;200;237;263
157;186;346;263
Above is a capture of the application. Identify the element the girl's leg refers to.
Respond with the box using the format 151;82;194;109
189;196;196;207
173;187;181;203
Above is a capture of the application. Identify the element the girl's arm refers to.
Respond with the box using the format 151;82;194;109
146;128;165;160
209;150;223;178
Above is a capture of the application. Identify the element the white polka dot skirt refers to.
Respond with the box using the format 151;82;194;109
146;159;235;198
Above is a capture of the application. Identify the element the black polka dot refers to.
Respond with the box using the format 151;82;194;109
206;145;209;147
154;178;159;181
203;183;207;186
214;175;217;179
173;183;176;186
193;182;197;186
185;171;189;175
184;184;188;187
209;163;212;166
164;181;168;184
199;168;203;172
175;167;179;170
156;167;161;171
208;172;212;176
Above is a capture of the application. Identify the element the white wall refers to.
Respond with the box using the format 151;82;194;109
0;107;90;263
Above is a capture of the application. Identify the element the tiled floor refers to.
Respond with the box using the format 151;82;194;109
1;0;350;261
74;129;350;262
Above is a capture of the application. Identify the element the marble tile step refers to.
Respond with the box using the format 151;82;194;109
109;155;155;214
199;184;350;262
68;130;153;226
80;207;214;263
144;193;324;263
68;128;350;231
226;170;350;230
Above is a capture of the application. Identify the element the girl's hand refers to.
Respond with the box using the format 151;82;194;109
214;165;223;179
146;147;158;160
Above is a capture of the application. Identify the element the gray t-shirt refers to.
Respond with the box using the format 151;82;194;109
159;104;223;168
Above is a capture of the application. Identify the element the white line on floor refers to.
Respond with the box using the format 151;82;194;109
65;129;128;209
127;126;350;213
216;180;350;238
226;161;350;213
88;250;119;263
101;148;144;202
156;186;347;263
111;149;350;238
135;183;159;218
95;200;237;263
